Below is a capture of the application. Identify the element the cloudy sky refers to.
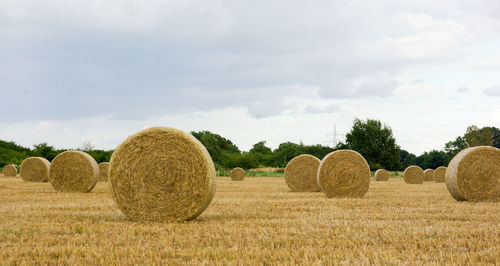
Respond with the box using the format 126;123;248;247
1;0;499;154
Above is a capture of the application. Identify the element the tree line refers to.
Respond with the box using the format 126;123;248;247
1;121;499;171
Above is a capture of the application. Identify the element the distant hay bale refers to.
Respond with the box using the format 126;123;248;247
49;151;98;192
433;166;446;183
20;157;50;182
109;127;216;222
317;150;370;198
2;165;17;177
424;169;435;181
230;167;245;181
374;169;389;181
284;154;321;192
403;165;424;184
98;162;110;182
445;146;500;202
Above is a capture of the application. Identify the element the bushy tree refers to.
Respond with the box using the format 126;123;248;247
464;125;493;147
341;118;401;170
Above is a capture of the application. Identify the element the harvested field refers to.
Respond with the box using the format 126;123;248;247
0;174;498;264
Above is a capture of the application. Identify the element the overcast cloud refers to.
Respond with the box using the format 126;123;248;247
1;0;499;154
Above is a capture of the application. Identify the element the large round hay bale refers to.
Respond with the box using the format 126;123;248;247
49;151;98;193
98;162;110;182
317;150;370;198
109;127;216;222
434;166;446;183
230;167;245;181
284;154;321;192
424;169;435;181
374;169;389;181
20;157;50;182
445;146;500;202
2;165;17;177
403;165;424;184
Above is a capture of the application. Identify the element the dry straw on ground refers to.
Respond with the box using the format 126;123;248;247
98;162;110;182
2;165;17;177
403;165;424;184
317;150;370;198
284;154;321;192
109;127;216;222
434;166;447;183
424;169;435;181
20;157;50;182
374;169;389;181
230;167;245;181
445;146;500;202
49;151;98;193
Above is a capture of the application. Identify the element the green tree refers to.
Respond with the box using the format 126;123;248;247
444;136;467;157
464;125;493;147
399;149;416;170
343;118;401;170
191;131;241;168
249;141;272;154
272;142;305;167
32;143;60;161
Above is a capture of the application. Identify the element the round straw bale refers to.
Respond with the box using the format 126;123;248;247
230;167;245;181
2;165;17;177
317;150;370;198
98;162;110;182
403;165;424;184
374;169;389;181
445;146;500;202
285;154;321;192
109;127;216;222
49;151;98;193
433;166;446;183
20;157;50;182
424;169;435;181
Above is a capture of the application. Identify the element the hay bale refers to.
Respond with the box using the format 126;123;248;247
317;150;370;198
374;169;389;181
49;151;98;192
284;154;321;192
403;165;424;184
109;127;216;222
424;169;435;181
98;162;110;182
230;167;245;181
2;165;17;177
445;146;500;202
433;166;446;183
20;157;50;182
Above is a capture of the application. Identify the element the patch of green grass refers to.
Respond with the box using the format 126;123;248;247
0;229;36;237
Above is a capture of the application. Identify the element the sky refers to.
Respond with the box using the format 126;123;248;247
1;0;499;155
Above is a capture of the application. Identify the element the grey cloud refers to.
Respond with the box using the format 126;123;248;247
304;104;340;114
457;86;468;93
483;85;500;96
1;0;499;122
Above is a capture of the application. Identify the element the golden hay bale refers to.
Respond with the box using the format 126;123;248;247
20;157;50;182
374;169;389;181
98;162;110;182
284;154;321;192
317;150;370;198
403;165;424;184
424;169;435;181
433;166;446;183
109;127;216;222
445;146;500;202
49;151;98;193
230;167;245;181
2;165;17;177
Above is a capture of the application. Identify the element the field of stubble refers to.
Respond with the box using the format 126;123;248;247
0;174;499;265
